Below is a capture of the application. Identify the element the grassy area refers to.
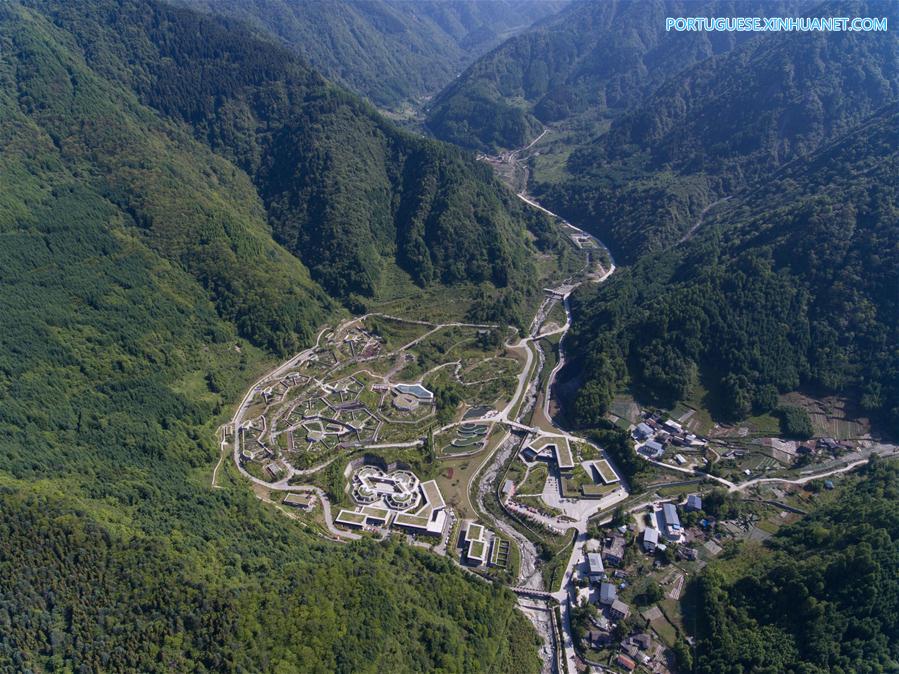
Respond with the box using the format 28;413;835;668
561;465;594;498
654;603;681;647
363;315;431;351
654;482;704;498
505;458;527;486
436;428;508;520
461;356;520;382
545;300;567;328
518;463;548;494
540;528;577;591
368;283;483;325
516;494;563;518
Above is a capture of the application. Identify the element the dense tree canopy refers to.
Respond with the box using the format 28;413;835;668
426;0;804;152
177;0;563;110
27;0;559;313
0;1;545;670
692;460;899;673
540;0;898;261
566;106;899;432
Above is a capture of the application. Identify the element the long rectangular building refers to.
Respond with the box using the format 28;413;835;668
554;438;574;470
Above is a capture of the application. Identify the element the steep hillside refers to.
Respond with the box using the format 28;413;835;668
0;1;542;671
176;0;566;109
691;459;899;673
565;105;899;432
28;0;559;314
426;0;804;152
545;0;898;261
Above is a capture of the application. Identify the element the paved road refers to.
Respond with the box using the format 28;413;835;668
641;443;898;494
506;170;621;672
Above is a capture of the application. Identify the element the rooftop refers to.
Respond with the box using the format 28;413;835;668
662;502;681;528
554;437;574;469
604;536;626;559
335;510;366;526
599;582;617;604
393;393;419;411
643;440;664;453
634;422;653;438
468;539;488;563
360;505;391;521
466;522;485;542
283;493;315;507
611;599;630;618
592;459;619;484
421;480;445;510
394;383;434;401
616;653;636;671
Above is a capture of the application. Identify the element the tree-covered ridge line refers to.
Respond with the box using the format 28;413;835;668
425;0;807;153
0;1;546;670
24;0;560;320
565;104;899;434
535;0;898;264
691;459;899;673
174;0;565;110
0;485;539;673
4;0;337;355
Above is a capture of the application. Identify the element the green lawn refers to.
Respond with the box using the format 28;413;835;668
518;463;548;494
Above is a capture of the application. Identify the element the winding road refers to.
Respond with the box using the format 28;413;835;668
210;122;899;674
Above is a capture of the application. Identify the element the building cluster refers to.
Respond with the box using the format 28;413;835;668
575;507;715;672
642;498;703;565
578;534;633;639
459;520;511;570
335;465;448;537
351;466;421;511
632;413;707;461
575;532;676;672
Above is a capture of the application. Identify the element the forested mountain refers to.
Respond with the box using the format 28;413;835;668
691;459;899;673
566;104;899;432
28;0;559;313
427;0;898;431
545;0;898;261
426;0;805;152
0;0;542;670
176;0;566;109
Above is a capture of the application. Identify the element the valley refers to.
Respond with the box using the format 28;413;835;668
219;133;897;673
3;1;897;672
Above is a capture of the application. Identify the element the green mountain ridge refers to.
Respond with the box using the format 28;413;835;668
425;0;807;152
692;459;899;673
0;1;544;670
29;0;559;314
175;0;567;110
427;0;898;432
566;104;899;433
543;0;898;262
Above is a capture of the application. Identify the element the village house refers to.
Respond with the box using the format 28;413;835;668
587;552;605;581
610;599;630;620
599;582;617;605
603;535;627;566
643;527;659;552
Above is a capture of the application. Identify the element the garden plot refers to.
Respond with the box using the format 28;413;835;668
442;422;491;455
